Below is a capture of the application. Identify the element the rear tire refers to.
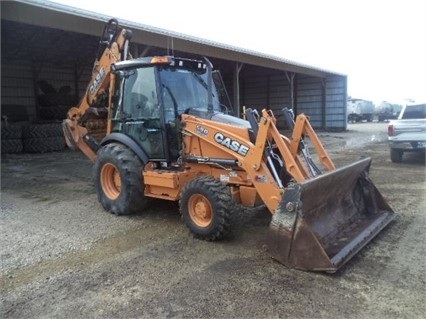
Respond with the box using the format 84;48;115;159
23;136;66;153
1;138;23;154
180;176;233;241
94;143;149;215
390;149;403;163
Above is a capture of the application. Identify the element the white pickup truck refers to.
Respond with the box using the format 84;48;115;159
387;103;426;162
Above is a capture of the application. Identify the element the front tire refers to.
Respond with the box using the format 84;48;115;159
180;176;233;241
94;143;150;215
390;148;403;163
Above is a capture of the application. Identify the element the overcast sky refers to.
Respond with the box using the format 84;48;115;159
52;0;425;104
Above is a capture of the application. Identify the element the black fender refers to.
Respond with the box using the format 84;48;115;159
100;133;149;164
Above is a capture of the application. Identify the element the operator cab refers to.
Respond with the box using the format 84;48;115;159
110;56;232;165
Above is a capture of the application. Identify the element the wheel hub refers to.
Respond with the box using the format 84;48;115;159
100;163;121;200
189;194;212;227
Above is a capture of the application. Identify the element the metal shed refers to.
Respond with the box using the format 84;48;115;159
1;0;347;130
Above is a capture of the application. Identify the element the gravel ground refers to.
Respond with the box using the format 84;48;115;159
1;122;425;318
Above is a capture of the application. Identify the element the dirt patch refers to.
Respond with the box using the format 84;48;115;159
1;122;425;318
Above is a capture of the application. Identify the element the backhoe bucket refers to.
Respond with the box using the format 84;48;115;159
265;157;395;272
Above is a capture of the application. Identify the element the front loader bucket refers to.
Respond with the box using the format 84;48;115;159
265;157;395;272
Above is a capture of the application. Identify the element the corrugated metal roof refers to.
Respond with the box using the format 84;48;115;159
2;0;345;78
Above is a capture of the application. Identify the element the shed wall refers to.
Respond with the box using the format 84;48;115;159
296;75;324;128
325;75;347;129
240;72;347;130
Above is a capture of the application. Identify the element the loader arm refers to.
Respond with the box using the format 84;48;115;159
288;112;335;174
244;109;336;190
181;109;327;213
63;19;132;161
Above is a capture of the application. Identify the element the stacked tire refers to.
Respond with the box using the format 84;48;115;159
39;105;70;121
37;81;77;121
1;124;23;154
22;123;66;153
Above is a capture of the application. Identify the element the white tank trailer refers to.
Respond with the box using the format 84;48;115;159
347;98;375;123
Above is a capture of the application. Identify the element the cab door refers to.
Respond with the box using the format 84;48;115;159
112;67;166;160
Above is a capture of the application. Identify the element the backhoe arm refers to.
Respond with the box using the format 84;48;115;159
63;19;132;161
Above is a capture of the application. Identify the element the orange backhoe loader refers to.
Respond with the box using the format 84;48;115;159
63;19;395;272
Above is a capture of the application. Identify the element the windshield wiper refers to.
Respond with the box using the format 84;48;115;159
192;72;215;97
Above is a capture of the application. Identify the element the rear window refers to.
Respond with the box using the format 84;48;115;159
401;104;426;119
